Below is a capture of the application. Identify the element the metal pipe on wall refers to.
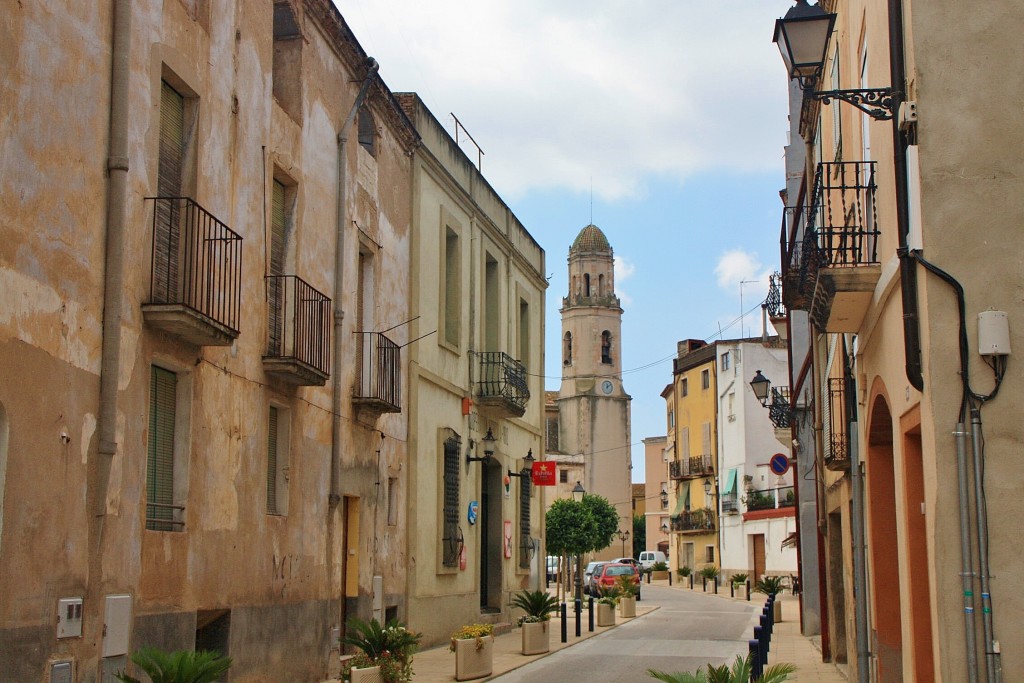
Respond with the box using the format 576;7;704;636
955;421;980;683
969;410;1001;683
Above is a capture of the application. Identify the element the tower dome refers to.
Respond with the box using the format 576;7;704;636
570;224;611;254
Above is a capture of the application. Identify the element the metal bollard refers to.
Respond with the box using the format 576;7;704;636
760;614;771;654
588;596;594;632
689;573;693;590
561;603;567;643
575;598;581;638
754;626;766;669
749;639;763;679
713;576;718;594
730;581;735;598
746;579;751;601
702;576;707;592
668;571;672;586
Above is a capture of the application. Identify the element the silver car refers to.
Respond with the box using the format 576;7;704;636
583;561;606;596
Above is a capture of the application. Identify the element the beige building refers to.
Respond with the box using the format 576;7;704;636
772;0;1024;680
642;436;669;555
398;93;547;648
547;226;633;561
0;1;417;680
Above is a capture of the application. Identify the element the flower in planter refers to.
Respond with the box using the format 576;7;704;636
449;623;494;652
341;617;421;683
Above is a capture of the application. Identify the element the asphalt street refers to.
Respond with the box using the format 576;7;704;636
490;583;762;683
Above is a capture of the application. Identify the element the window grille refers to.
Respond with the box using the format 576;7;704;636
267;406;278;514
147;366;181;531
519;474;532;568
442;434;462;567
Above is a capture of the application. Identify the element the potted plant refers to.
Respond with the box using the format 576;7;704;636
730;572;748;597
449;624;494;681
754;576;786;621
114;647;231;683
596;586;620;627
650;560;670;581
676;565;691;578
614;575;639;617
510;589;559;655
341;617;421;683
647;653;796;682
698;564;720;589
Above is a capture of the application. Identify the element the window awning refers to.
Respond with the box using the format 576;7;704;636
724;468;738;496
671;485;689;515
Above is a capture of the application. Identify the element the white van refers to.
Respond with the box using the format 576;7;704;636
638;550;667;569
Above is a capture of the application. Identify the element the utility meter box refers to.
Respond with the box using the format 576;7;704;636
56;598;83;639
978;310;1011;356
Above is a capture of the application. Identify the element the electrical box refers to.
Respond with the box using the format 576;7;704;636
102;594;132;658
49;661;73;683
978;310;1011;356
57;598;83;639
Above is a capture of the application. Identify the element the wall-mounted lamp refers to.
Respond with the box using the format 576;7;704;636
466;428;497;466
703;478;717;498
660;522;669;534
571;481;586;503
750;370;771;406
773;0;894;120
507;448;536;479
659;489;669;507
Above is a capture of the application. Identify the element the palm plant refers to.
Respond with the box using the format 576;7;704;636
114;647;231;683
754;575;785;597
648;654;795;683
510;589;560;623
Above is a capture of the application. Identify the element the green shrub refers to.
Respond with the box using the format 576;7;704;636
730;573;748;585
510;589;560;625
698;565;720;580
754;575;785;597
677;565;692;577
651;560;669;572
114;647;231;683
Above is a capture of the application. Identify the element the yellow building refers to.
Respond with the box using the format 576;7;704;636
663;341;719;574
771;0;1024;679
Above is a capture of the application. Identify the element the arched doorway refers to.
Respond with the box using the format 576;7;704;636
867;391;903;681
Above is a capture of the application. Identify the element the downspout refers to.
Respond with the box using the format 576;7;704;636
888;0;924;391
330;57;379;506
969;410;1000;683
845;339;870;683
955;419;980;683
96;0;131;516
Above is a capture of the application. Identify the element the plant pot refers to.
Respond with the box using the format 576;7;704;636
596;602;616;627
349;665;383;683
618;596;636;618
454;635;494;681
773;598;782;622
521;620;550;655
651;570;669;581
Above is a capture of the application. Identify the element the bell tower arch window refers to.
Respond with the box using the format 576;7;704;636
601;331;612;364
563;332;573;366
584;273;591;297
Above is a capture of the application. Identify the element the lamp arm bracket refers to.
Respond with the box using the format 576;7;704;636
808;87;895;121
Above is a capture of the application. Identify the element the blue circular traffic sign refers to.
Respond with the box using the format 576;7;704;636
769;453;790;476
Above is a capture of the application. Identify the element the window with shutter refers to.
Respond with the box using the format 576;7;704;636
267;407;279;515
518;474;532;568
147;366;178;531
702;422;712;456
268;180;288;355
154;81;185;301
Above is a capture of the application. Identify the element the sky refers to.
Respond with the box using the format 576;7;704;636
335;0;793;481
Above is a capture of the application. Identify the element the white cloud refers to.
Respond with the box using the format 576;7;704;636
336;0;791;202
614;255;635;307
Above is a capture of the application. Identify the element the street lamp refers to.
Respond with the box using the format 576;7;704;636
571;481;586;503
703;478;716;498
750;370;771;407
507;448;535;480
773;0;894;120
466;427;497;466
613;529;631;556
659;489;669;508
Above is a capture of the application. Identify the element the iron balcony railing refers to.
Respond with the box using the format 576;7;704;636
780;201;818;310
824;377;850;470
354;331;401;412
145;501;185;532
669;454;714;480
147;196;242;333
670;507;716;533
765;271;787;320
768;386;792;430
476;351;530;411
745;486;796;512
813;161;880;268
721;495;739;514
265;275;331;377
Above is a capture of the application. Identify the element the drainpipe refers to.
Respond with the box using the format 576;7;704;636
330;57;379;506
95;0;131;516
887;0;924;391
844;337;870;683
970;409;1001;683
955;420;980;683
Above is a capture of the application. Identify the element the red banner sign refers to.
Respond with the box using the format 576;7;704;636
531;461;556;486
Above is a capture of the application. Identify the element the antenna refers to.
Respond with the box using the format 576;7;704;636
740;279;758;338
590;176;593;224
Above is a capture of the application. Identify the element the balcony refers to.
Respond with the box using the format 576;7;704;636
781;162;883;332
765;272;788;340
263;275;331;386
476;351;529;418
142;197;242;346
353;331;401;415
824;377;850;471
745;486;796;512
670;507;716;534
768;387;791;430
668;454;714;480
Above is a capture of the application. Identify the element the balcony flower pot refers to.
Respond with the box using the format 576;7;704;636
520;620;550;655
450;624;494;681
618;595;636;618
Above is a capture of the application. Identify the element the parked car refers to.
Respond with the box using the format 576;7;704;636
582;561;606;596
546;555;561;582
592;562;642;599
613;557;640;570
638;550;667;570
